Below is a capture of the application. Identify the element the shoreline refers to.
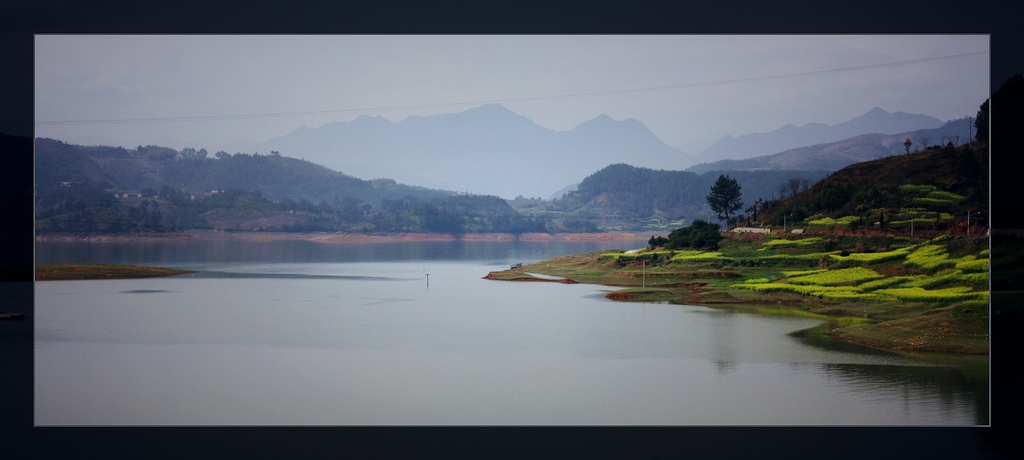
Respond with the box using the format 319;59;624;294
34;231;646;244
35;263;196;281
484;249;989;357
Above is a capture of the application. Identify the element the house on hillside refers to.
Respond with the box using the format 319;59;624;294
731;227;771;234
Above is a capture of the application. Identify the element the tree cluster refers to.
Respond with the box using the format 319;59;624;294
665;220;723;250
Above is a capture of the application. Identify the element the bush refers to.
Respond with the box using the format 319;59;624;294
648;235;669;249
666;220;723;250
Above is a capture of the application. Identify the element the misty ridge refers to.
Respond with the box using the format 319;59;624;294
230;104;954;200
694;107;944;163
36;103;974;235
235;104;680;200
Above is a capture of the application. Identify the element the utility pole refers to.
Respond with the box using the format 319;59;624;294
968;211;981;236
642;259;646;289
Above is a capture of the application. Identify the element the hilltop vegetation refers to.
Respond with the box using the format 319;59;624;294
35;138;450;206
758;142;988;234
516;164;829;232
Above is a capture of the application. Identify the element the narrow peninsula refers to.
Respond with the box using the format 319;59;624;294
36;263;195;281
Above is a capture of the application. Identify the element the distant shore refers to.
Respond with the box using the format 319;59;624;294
36;263;195;281
35;231;647;244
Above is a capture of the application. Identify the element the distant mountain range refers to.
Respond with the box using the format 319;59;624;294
246;104;689;200
242;104;953;199
52;104;965;201
686;117;976;174
695;107;944;163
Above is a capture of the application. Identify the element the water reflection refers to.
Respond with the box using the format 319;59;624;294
818;362;989;425
344;297;418;307
709;309;738;376
34;239;987;425
713;360;737;376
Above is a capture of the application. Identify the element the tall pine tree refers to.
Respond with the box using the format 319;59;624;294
706;174;743;225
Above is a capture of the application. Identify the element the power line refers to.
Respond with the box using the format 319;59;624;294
35;50;987;127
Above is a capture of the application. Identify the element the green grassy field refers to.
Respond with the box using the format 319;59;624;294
486;232;989;355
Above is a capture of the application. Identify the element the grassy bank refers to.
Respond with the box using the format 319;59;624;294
485;232;989;355
36;263;195;281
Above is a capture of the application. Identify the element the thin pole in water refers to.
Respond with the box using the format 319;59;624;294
426;273;429;287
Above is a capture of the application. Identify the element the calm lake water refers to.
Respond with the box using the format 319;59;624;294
35;239;988;425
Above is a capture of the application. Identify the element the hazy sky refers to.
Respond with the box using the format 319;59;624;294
35;35;989;152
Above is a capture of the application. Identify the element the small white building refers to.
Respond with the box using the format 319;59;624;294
731;227;771;234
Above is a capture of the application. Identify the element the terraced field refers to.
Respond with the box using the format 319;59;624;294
486;232;989;355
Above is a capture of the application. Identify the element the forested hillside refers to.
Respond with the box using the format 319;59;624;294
36;133;984;236
517;164;828;231
43;138;452;205
34;138;545;234
759;142;988;234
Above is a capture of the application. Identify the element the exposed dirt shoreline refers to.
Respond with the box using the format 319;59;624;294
36;263;195;281
482;271;580;284
35;231;645;244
